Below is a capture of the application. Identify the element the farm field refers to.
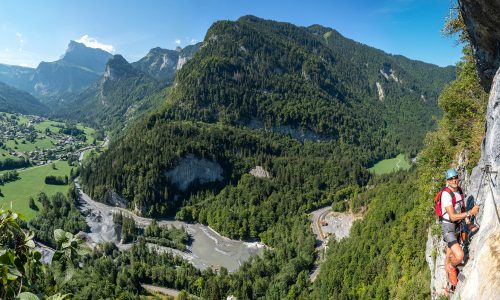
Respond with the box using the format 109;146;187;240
368;153;412;175
0;160;74;219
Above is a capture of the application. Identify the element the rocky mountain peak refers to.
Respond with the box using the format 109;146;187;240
103;55;139;81
131;44;200;82
61;40;113;73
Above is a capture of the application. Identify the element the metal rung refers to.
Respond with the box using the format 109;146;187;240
482;165;498;174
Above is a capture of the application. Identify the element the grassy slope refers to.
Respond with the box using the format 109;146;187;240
5;138;56;152
369;154;411;175
0;160;74;219
1;118;97;154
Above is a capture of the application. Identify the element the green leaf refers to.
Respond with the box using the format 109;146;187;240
62;263;75;284
54;229;67;244
8;266;22;277
76;246;91;256
25;239;35;249
0;250;15;265
65;232;74;240
46;293;72;300
51;251;64;262
16;292;40;300
33;251;42;261
6;272;19;280
25;231;35;241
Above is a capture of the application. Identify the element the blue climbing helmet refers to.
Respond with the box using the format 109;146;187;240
445;168;458;180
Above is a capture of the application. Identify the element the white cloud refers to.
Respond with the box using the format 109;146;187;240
175;39;181;45
190;39;198;44
16;32;24;43
76;35;115;53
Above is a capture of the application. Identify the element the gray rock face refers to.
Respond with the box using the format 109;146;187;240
459;0;500;90
426;229;448;297
131;43;200;83
427;69;500;300
455;67;500;300
165;154;223;191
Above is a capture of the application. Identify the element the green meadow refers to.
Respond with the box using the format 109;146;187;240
0;160;74;220
0;148;17;161
368;153;412;175
5;138;57;152
32;119;66;133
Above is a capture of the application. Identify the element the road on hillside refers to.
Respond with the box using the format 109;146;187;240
309;206;331;243
308;206;359;281
308;206;331;282
141;284;180;297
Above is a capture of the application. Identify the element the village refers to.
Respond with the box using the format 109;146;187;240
0;112;95;166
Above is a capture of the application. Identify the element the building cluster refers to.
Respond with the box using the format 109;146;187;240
0;113;89;166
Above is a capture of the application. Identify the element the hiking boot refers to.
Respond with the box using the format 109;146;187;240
443;286;450;297
448;263;458;286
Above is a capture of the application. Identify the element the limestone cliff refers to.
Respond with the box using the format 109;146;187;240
428;68;500;300
459;0;500;90
455;67;500;300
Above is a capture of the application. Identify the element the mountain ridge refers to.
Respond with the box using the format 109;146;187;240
0;81;49;115
131;43;201;83
81;16;455;223
55;54;163;130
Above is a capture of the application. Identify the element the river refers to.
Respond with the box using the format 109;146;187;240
75;183;265;272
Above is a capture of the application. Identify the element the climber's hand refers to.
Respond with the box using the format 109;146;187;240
470;205;480;216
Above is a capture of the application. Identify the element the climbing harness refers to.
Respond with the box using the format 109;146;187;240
444;165;499;298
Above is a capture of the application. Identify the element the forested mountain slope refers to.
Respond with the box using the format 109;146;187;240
78;16;456;298
82;15;454;217
56;55;163;130
0;81;49;115
312;21;488;300
166;16;454;156
0;64;34;91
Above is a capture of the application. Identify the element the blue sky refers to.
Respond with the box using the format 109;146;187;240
0;0;462;68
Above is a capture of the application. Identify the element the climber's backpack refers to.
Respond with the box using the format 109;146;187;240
434;186;464;219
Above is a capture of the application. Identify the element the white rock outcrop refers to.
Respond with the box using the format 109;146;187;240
176;56;188;70
376;82;385;101
249;166;270;178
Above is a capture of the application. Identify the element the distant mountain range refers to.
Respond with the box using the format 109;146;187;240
30;41;113;102
0;81;49;115
0;41;199;122
0;41;113;104
56;54;163;130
